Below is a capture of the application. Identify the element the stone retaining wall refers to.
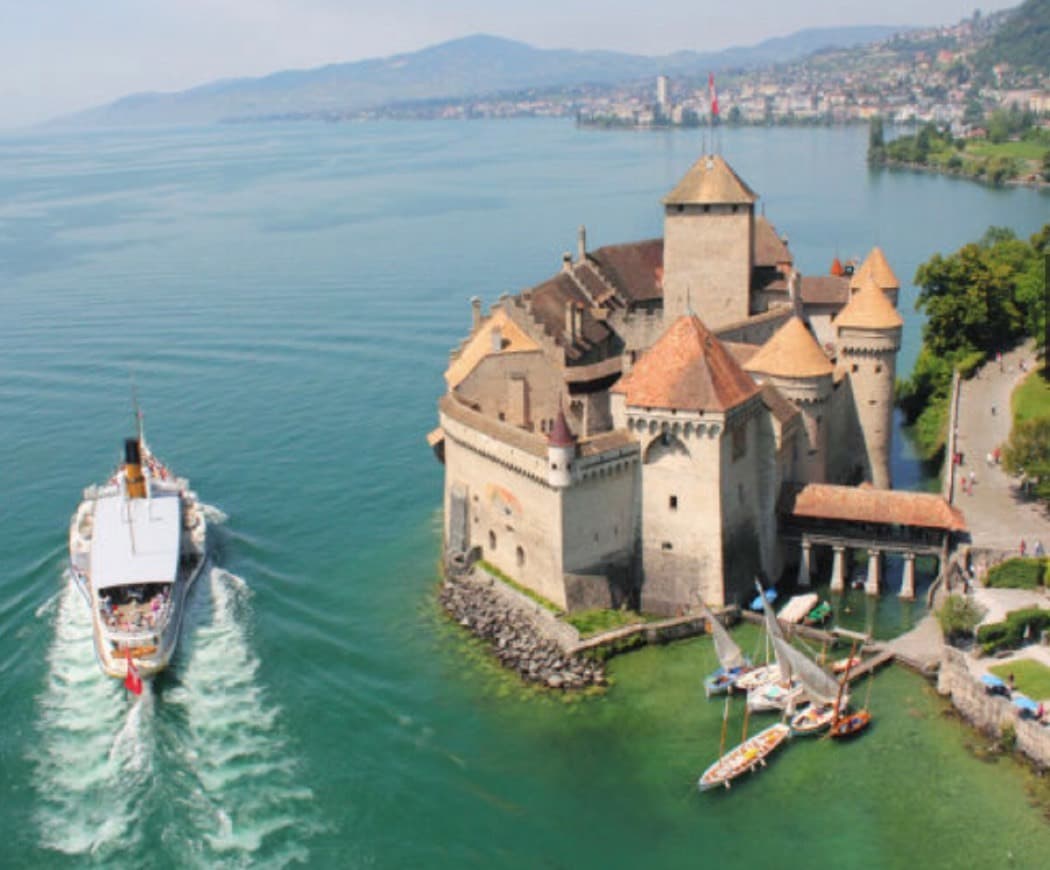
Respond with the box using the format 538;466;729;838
938;646;1050;768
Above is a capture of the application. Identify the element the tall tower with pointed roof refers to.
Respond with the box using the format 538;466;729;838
662;154;757;329
745;317;834;483
835;273;903;489
610;314;777;609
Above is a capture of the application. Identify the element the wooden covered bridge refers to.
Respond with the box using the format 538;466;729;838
779;483;968;600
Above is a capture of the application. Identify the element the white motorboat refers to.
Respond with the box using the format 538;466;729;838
68;430;206;680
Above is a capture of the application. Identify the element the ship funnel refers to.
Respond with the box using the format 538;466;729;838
124;437;146;498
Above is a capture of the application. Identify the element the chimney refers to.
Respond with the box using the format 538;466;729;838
562;252;572;273
577;225;587;262
565;302;576;342
490;325;503;353
470;296;482;331
575;302;584;340
788;270;802;317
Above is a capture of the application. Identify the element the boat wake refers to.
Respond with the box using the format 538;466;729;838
32;568;318;866
162;567;320;865
31;574;155;859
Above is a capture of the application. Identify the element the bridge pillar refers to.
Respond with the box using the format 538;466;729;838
900;552;916;600
797;538;812;587
865;549;882;596
830;545;846;593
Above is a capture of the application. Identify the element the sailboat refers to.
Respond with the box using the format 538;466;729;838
746;581;804;713
699;599;752;697
698;690;791;791
784;637;848;735
828;643;872;739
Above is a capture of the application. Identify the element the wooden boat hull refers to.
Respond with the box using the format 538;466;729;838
829;709;871;739
704;665;751;697
733;664;779;692
790;701;846;736
698;723;791;792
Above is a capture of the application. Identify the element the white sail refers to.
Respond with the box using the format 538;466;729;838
757;581;791;682
699;600;746;671
772;635;840;704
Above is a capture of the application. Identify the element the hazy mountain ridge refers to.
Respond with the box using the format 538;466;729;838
54;27;903;127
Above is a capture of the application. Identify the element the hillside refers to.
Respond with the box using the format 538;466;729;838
52;27;902;127
975;0;1050;73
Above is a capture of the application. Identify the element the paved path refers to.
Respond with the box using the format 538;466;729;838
951;341;1050;553
884;614;943;671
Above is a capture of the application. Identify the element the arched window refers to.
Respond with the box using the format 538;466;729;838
488;530;497;551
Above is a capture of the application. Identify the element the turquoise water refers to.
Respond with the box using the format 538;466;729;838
1;121;1049;867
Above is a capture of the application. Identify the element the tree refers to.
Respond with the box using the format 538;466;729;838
1003;417;1050;503
868;116;885;163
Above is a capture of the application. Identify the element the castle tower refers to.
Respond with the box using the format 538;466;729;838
662;154;757;328
850;246;900;306
744;317;834;483
547;408;576;488
835;273;902;489
610;315;773;611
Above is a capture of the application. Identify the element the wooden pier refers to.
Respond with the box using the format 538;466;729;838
841;648;895;684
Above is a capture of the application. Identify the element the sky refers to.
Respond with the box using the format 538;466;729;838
0;0;1020;128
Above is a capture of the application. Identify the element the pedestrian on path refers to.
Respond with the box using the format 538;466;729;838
969;470;977;487
998;351;1003;372
1036;541;1045;558
1020;539;1027;557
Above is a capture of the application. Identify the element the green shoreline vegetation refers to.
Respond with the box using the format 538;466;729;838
868;111;1050;187
895;224;1049;485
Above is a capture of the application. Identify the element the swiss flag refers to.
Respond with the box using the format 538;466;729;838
709;72;719;118
124;649;143;696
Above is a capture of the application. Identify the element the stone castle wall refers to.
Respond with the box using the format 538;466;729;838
663;204;753;328
938;647;1050;768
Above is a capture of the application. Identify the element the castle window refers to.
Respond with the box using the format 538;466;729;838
702;205;710;213
662;541;673;551
488;530;497;550
875;364;883;374
498;412;505;421
669;495;678;510
732;426;747;461
516;546;525;567
852;364;859;373
676;205;684;214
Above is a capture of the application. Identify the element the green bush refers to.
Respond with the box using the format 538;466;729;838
986;557;1048;589
937;594;984;641
977;606;1050;654
566;608;645;638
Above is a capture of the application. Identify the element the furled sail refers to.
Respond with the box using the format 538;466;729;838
699;600;746;671
757;580;791;681
772;635;840;704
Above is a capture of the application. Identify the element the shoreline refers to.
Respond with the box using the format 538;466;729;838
872;157;1050;191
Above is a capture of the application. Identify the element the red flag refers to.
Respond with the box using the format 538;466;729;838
124;649;143;696
709;72;719;118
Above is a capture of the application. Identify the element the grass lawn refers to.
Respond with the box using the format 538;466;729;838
1013;370;1050;424
991;659;1050;701
967;140;1049;161
566;608;654;638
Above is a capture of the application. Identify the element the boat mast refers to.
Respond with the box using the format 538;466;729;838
719;695;730;758
833;641;857;723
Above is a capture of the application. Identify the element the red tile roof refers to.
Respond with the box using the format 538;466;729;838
783;483;967;532
548;409;576;447
611;315;760;412
588;239;664;303
754;217;792;268
745;317;833;379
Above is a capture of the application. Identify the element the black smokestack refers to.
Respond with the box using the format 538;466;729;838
124;438;141;465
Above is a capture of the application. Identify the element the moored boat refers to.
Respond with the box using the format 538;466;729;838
828;642;873;739
68;425;206;681
698;598;752;697
804;601;832;625
698;723;791;791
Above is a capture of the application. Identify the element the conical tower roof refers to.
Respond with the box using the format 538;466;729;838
850;246;899;290
547;408;576;448
663;154;758;206
745;317;834;379
836;273;903;330
611;315;759;412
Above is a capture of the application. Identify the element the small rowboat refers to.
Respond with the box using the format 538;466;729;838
747;677;804;713
832;655;862;674
698;723;791;791
829;708;871;739
733;663;779;692
804;601;831;625
704;665;750;697
791;701;845;736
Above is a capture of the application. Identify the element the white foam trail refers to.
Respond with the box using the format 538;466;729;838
34;590;59;619
163;567;318;865
32;575;153;859
200;504;228;525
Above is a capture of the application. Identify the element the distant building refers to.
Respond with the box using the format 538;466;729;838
656;75;669;115
431;153;909;614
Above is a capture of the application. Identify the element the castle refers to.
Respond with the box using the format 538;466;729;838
430;153;906;615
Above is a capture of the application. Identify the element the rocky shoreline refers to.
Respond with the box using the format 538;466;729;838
439;574;606;690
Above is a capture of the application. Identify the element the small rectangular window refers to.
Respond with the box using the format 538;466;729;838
669;495;678;510
661;541;673;551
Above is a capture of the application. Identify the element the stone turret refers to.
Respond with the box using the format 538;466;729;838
850;246;900;306
547;408;576;488
745;316;834;483
835;272;903;489
662;154;757;328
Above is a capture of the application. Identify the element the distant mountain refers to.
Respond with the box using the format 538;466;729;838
975;0;1050;73
52;27;904;127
